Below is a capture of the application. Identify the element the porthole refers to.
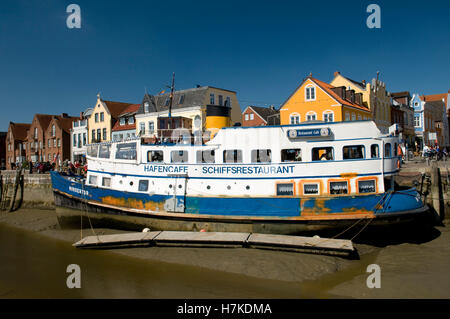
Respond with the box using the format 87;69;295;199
169;184;173;188
178;184;182;189
246;185;250;190
130;181;133;186
227;185;231;190
207;185;211;190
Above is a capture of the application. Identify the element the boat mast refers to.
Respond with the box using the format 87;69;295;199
168;72;175;120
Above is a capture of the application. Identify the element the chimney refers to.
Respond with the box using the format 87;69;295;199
80;112;83;119
61;113;68;118
362;80;366;86
331;86;346;99
334;71;340;77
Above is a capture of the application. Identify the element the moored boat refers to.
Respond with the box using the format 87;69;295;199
51;120;429;235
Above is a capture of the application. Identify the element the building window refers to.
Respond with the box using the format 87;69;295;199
223;150;242;163
52;125;55;137
306;111;317;121
83;133;86;146
210;93;215;105
102;128;107;140
351;113;356;121
250;113;254;120
414;115;420;127
128;117;134;125
92;130;95;142
97;129;101;141
290;113;300;124
148;121;154;134
144;102;149;113
323;111;334;122
179;94;185;104
78;133;81;148
225;97;231;107
245;114;249;121
218;95;223;106
73;134;77;147
358;114;362;120
305;86;316;101
57;139;60;147
95;113;99;123
120;118;126;125
100;112;104;122
251;149;272;163
165;97;170;106
53;139;56;147
345;112;350;121
139;122;145;135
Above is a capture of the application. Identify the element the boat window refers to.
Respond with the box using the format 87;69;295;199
251;149;272;163
89;175;98;186
312;147;334;161
98;144;111;159
281;149;302;162
102;177;111;187
371;144;380;158
147;150;164;163
171;150;189;163
385;143;391;157
115;142;137;160
223;150;242;163
394;143;398;156
196;150;215;163
329;181;348;194
87;145;99;157
277;183;294;196
138;180;149;192
358;180;376;193
343;145;365;160
303;183;319;195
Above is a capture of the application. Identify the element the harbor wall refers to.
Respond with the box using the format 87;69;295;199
1;171;54;209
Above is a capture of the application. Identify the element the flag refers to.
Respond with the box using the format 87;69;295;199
159;90;165;95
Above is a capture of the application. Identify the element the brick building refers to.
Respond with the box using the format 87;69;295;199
5;122;31;170
44;114;79;165
242;106;279;126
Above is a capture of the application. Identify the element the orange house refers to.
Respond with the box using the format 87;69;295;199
279;74;371;125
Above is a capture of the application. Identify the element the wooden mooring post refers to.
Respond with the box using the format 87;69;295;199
429;162;445;222
0;169;25;213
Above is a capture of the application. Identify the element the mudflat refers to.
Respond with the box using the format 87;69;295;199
0;208;449;298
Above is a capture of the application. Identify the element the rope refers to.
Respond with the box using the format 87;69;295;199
80;176;101;243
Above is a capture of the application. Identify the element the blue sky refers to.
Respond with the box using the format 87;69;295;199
0;0;449;131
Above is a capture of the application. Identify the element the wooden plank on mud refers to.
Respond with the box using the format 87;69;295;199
247;233;354;254
73;231;161;248
153;231;250;247
73;231;354;256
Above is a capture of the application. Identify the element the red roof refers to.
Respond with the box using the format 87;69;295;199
112;122;136;132
421;93;448;105
119;103;140;116
9;122;31;141
311;77;370;112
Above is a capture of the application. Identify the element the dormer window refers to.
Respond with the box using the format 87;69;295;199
128;117;134;125
120;118;126;125
144;102;149;113
305;86;316;101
